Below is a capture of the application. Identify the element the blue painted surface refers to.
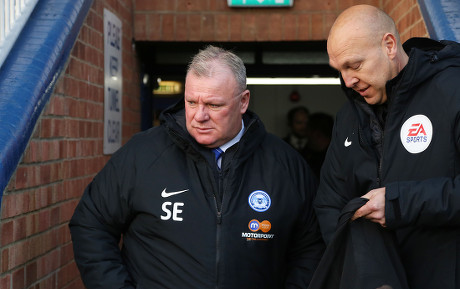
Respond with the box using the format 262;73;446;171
419;0;460;41
0;0;93;204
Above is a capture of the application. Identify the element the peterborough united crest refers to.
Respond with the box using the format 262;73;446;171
248;190;271;212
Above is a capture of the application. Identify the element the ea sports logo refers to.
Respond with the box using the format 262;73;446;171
400;114;433;154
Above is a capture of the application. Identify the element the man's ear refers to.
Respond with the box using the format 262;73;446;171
382;33;398;59
240;89;250;114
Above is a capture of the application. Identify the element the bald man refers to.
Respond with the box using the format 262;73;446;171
314;4;460;289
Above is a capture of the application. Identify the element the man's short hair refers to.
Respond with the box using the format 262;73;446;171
187;45;247;94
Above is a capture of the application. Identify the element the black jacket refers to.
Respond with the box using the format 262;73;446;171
315;38;460;288
70;100;325;289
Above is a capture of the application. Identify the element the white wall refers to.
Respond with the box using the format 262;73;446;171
248;84;346;138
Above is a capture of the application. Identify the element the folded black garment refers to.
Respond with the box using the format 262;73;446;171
308;197;409;289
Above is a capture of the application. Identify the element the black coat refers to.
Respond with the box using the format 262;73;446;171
315;38;460;288
70;100;325;289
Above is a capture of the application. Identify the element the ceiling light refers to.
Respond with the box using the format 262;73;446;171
247;77;340;85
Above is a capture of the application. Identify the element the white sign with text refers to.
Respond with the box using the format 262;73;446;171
103;9;122;154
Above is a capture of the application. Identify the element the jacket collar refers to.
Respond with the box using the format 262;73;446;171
159;98;266;165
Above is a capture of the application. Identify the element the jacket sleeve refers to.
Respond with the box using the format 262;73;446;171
69;154;136;289
386;175;460;228
313;120;349;244
285;163;326;289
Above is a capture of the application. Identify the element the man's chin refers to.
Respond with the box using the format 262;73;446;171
193;135;217;148
363;95;381;106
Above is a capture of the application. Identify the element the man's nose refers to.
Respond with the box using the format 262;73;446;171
342;71;358;88
194;104;210;121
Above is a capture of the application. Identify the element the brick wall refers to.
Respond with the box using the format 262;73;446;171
0;0;140;288
0;0;428;288
133;0;427;42
384;0;429;42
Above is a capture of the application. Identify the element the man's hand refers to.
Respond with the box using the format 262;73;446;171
351;187;386;227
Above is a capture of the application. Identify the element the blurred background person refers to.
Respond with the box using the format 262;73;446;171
304;112;334;179
283;105;310;158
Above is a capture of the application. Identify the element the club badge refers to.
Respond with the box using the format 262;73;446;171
248;190;271;212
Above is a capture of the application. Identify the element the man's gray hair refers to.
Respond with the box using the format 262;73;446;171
187;45;247;93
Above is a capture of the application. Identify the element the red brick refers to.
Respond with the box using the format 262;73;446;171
1;221;13;246
39;118;67;138
162;14;175;41
134;13;147;40
242;14;257;41
12;267;24;289
35;273;57;289
202;14;215;41
58;225;72;245
324;13;337;37
38;209;51;232
188;14;202;41
283;14;298;40
210;0;231;11
25;213;39;236
255;14;270;41
57;262;80;289
214;14;229;41
175;14;188;40
14;216;27;242
60;243;75;265
0;274;11;289
8;241;30;270
2;192;29;218
22;141;38;163
339;0;380;11
146;14;162;40
1;248;9;272
29;230;59;259
23;140;61;163
61;277;84;289
45;95;67;116
60;200;80;224
298;14;311;40
229;14;242;41
176;0;207;11
135;0;176;10
25;261;37;288
88;26;103;51
65;77;80;98
267;14;283;41
311;14;323;40
37;249;61;279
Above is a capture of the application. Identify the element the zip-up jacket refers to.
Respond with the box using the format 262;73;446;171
70;100;325;289
314;38;460;289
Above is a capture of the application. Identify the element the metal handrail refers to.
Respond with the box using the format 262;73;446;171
0;0;39;69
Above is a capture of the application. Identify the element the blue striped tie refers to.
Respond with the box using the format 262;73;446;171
212;147;224;169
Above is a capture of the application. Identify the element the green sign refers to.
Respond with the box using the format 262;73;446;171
227;0;293;7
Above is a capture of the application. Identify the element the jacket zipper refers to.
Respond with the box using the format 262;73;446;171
377;134;384;187
214;168;223;289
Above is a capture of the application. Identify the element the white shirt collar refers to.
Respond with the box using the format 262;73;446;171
219;119;245;152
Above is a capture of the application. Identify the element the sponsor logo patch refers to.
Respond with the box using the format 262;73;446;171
243;219;274;241
248;219;272;233
400;114;433;154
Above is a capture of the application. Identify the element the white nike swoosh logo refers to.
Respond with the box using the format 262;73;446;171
161;188;189;198
344;137;352;147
